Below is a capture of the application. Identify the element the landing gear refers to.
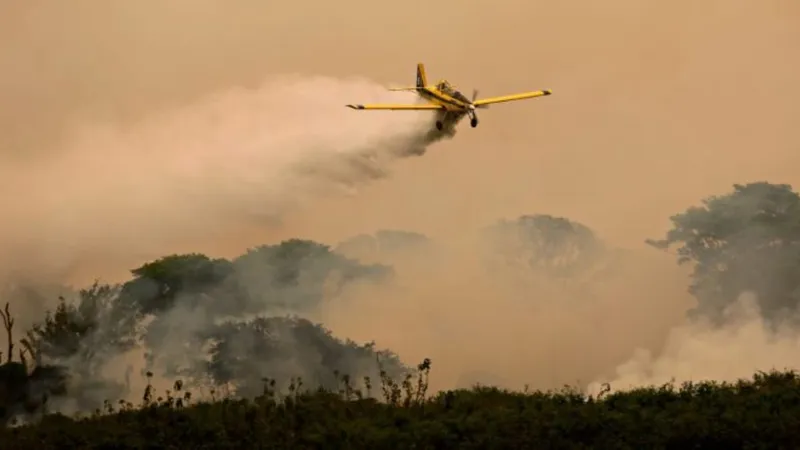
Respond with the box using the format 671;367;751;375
436;121;444;131
468;107;479;128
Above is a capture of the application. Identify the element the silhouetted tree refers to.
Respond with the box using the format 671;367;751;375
233;239;392;313
116;240;396;394
647;182;800;324
204;316;406;398
122;253;235;315
483;214;606;277
24;282;134;369
0;302;69;425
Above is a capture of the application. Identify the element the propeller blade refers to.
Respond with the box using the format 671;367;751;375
471;89;479;102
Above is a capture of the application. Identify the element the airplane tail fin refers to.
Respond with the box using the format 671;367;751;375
387;63;427;91
416;63;427;88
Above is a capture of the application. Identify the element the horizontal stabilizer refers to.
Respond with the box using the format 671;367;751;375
346;103;443;110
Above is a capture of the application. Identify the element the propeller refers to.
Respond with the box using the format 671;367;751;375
470;88;488;109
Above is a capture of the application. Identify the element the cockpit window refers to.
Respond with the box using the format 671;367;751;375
436;80;470;102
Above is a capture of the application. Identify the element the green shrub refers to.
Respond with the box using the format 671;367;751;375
2;362;800;448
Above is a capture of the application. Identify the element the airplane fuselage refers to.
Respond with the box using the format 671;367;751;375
417;86;472;112
414;84;477;130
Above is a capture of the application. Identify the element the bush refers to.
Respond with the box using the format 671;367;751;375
2;362;800;448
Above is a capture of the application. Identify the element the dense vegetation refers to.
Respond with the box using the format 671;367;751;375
3;181;800;447
3;366;800;448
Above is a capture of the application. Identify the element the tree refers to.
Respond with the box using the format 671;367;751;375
122;240;391;319
24;282;135;369
0;302;69;425
17;283;134;414
232;239;392;314
0;303;15;364
204;316;407;398
647;182;800;323
482;214;606;277
122;253;235;315
118;240;396;393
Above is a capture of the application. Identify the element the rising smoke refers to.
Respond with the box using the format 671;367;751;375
587;292;800;396
0;76;454;284
2;0;800;422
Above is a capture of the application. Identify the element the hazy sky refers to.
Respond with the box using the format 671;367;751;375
2;1;797;253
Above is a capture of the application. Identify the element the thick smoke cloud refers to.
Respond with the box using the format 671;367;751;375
0;77;452;283
1;0;800;422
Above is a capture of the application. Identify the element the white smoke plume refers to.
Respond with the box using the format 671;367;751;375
586;292;800;396
0;75;454;283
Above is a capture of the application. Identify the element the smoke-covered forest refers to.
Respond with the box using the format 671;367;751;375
3;181;800;447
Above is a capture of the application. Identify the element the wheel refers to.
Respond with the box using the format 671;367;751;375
436;121;444;130
470;117;478;128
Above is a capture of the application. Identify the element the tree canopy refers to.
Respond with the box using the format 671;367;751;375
482;214;607;277
647;182;800;323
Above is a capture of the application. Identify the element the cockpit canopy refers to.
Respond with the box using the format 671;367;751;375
436;79;454;93
437;79;471;103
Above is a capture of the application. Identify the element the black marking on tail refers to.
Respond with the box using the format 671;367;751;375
416;63;427;89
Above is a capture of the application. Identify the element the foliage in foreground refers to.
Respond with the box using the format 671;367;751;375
3;365;800;448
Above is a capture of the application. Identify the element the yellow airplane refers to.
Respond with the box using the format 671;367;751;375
346;63;552;131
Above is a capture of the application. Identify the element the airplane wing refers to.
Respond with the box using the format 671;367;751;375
472;90;552;107
346;103;444;110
